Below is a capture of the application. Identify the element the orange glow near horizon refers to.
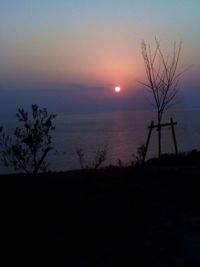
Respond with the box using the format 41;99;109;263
1;28;145;89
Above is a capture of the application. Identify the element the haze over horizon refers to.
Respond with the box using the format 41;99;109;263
0;0;200;115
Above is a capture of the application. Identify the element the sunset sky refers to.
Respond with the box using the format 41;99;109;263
0;0;200;115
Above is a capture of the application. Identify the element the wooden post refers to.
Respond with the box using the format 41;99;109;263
170;117;178;156
142;121;154;164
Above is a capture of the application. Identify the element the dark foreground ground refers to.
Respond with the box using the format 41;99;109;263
2;152;200;266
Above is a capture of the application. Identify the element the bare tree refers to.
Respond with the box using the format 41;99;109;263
76;144;108;170
140;38;184;157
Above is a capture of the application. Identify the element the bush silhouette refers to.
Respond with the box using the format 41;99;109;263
76;144;108;169
0;104;56;174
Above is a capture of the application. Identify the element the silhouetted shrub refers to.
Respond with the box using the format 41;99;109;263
76;144;108;169
0;104;56;174
132;143;145;165
76;148;85;169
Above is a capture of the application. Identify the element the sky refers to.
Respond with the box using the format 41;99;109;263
0;0;200;115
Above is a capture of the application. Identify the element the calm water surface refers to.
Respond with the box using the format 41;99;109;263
1;109;200;173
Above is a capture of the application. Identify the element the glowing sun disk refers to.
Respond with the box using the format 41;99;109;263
115;86;121;92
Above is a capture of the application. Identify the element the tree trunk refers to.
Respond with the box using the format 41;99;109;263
33;147;51;174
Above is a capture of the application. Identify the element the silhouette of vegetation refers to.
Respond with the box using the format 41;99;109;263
117;159;123;167
132;143;146;165
140;38;184;157
0;104;56;174
146;149;200;167
4;149;200;266
76;144;108;169
76;148;85;169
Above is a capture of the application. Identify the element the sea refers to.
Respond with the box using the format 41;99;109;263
0;109;200;173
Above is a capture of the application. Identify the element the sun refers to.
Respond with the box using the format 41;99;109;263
115;86;121;92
